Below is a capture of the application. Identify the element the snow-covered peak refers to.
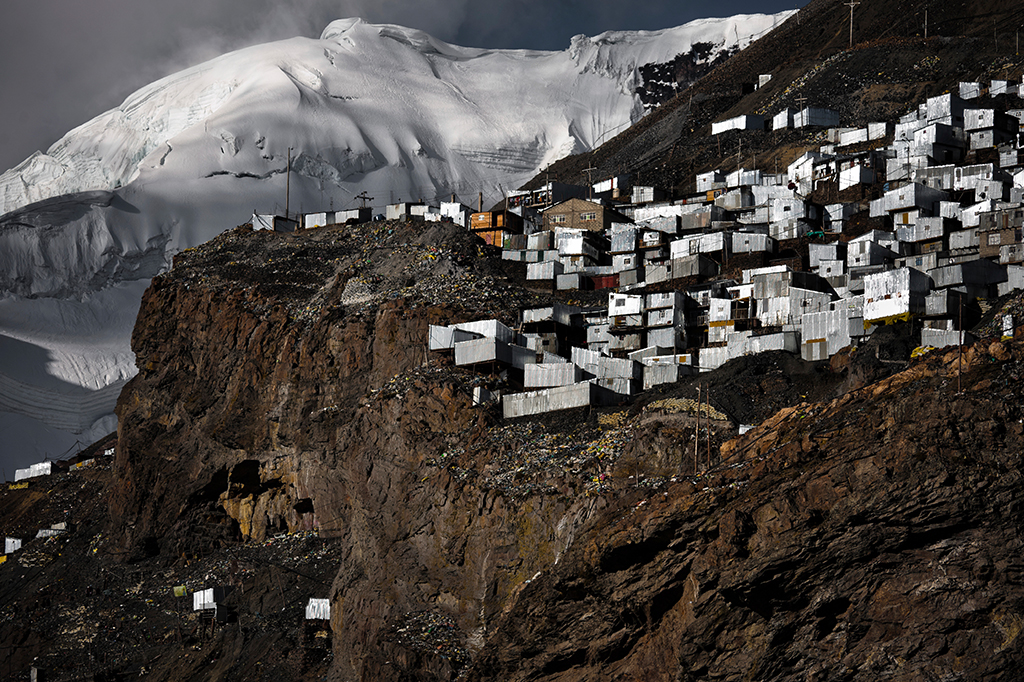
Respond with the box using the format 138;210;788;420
0;11;794;472
570;12;792;78
0;12;792;223
322;18;488;60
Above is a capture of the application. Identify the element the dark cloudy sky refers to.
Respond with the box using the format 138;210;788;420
0;0;804;173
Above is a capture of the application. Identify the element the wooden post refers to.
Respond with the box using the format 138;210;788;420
706;388;712;470
958;294;964;393
845;1;860;49
694;384;701;474
285;147;292;221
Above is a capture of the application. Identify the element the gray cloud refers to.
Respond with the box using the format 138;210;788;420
0;0;803;174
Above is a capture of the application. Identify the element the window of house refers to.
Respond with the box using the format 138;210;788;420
580;212;597;221
551;215;566;224
989;233;1001;245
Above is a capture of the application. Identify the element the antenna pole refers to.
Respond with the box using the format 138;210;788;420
583;167;597;200
285;147;292;221
706;388;712;470
695;384;701;474
844;2;860;49
958;294;964;393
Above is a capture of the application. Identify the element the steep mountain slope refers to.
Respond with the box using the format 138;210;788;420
0;14;788;222
536;0;1024;194
1;220;1022;681
0;13;787;475
468;340;1024;681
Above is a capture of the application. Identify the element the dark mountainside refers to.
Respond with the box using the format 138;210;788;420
2;3;1024;682
1;217;1022;682
532;0;1024;197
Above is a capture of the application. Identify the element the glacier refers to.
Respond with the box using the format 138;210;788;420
0;13;792;475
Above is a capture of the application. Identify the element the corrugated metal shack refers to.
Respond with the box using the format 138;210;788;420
794;108;840;129
252;214;299;232
800;297;864;361
773;108;795;130
524;363;586;388
428;325;480;352
863;268;932;322
193;587;229;611
954;164;999;192
502;382;618;419
926;93;967;127
839;164;874;191
915;164;956;191
711;115;765;135
696;170;726;192
14;462;51;482
928;259;1006;298
306;598;331;620
959;82;983;100
921;327;976;349
303;212;335;229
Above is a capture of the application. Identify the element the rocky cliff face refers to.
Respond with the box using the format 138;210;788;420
4;218;1022;681
108;220;615;679
467;341;1024;681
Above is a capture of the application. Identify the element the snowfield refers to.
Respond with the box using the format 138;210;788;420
0;13;792;474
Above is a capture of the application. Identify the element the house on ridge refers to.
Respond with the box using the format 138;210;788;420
542;197;632;232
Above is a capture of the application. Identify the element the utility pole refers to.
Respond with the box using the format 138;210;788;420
583;167;597;200
285;147;293;221
924;9;928;39
694;384;701;474
706;389;712;471
958;293;964;393
355;191;374;208
844;1;860;49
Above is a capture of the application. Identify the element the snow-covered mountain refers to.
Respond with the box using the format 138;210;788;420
0;13;791;473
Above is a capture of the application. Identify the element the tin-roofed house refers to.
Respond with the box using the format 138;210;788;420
542;198;632;233
863;268;933;325
252;214;299;233
965;109;1018;150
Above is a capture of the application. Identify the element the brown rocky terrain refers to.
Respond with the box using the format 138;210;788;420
5;0;1024;678
532;0;1024;197
468;339;1024;681
1;215;1021;681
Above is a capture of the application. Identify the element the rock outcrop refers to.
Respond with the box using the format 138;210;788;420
108;221;610;679
3;218;1023;681
468;341;1024;681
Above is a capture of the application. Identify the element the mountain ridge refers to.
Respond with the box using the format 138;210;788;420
0;12;786;473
